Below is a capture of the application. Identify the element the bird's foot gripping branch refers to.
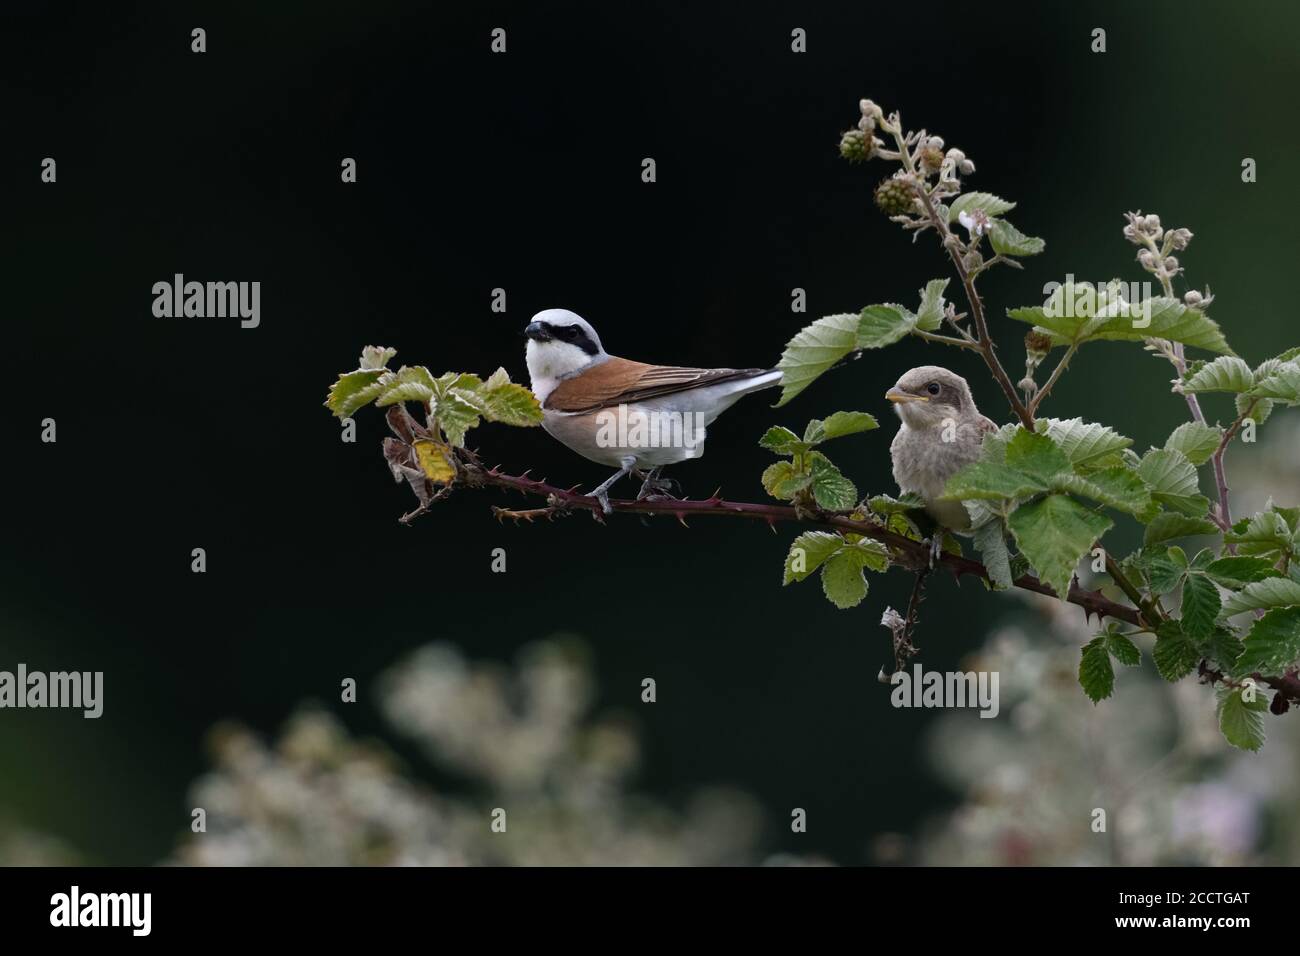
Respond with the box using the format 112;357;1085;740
326;97;1300;751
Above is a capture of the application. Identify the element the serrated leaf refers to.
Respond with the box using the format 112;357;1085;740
948;191;1016;222
1142;550;1186;596
988;219;1045;256
943;460;1047;501
376;365;439;408
432;391;481;447
358;345;397;371
974;519;1014;590
1164;421;1223;466
1053;466;1151;516
759;426;806;455
1224;510;1293;557
761;460;812;500
1221;577;1300;617
412;439;455;484
1153;621;1199;681
1181;356;1254;393
1136;448;1205;515
856;304;916;349
1107;631;1141;666
478;376;543;426
1217;686;1268;751
868;492;925;515
1204;556;1283;589
1233;606;1300;677
1007;494;1112;599
1005;429;1071;483
325;369;389;419
1079;637;1116;703
1249;361;1300;405
915;279;950;332
819;410;879;440
774;312;860;407
1144;512;1218;547
1238;391;1272;425
783;531;845;584
1035;418;1132;467
1180;572;1221;640
1089;299;1233;354
1202;627;1245;670
809;452;858;511
820;548;872;609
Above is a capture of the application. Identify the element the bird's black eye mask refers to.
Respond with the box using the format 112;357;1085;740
529;322;600;355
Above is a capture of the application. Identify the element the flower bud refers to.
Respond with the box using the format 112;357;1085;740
1183;290;1203;307
1168;227;1193;250
1142;213;1163;236
859;98;883;121
959;158;976;175
1137;249;1156;270
1164;256;1180;273
926;135;945;151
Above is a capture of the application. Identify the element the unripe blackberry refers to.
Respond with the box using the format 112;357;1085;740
840;129;873;163
874;177;916;216
919;146;944;174
1025;329;1054;362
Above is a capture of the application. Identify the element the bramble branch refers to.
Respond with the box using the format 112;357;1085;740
442;446;1141;626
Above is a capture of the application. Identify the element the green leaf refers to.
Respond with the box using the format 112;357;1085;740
1181;356;1254;394
1007;494;1112;599
325;368;389;419
1005;429;1071;483
1180;572;1221;640
1088;298;1233;354
477;373;543;426
761;460;812;500
1238;391;1272;425
1224;510;1293;557
1164;421;1223;466
1202;627;1245;670
1204;556;1283;589
1217;686;1268;751
868;492;925;515
1153;621;1200;681
783;531;845;584
818;411;879;440
1078;637;1116;703
1035;418;1132;467
914;279;950;332
358;345;397;371
820;548;872;609
1107;631;1142;666
988;219;1045;257
433;390;482;447
809;452;858;511
1053;466;1151;516
973;519;1014;590
1221;577;1300;617
943;460;1045;501
759;426;806;455
1142;550;1186;596
1144;512;1218;547
1234;606;1300;677
948;191;1016;222
376;365;439;408
856;304;916;349
1250;362;1300;405
1136;448;1206;516
774;312;859;407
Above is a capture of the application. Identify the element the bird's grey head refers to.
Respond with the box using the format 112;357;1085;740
523;309;606;386
886;365;976;429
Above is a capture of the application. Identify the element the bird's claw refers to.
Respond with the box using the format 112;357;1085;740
927;534;943;569
593;490;614;515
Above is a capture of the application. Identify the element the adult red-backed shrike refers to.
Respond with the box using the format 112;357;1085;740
524;308;781;512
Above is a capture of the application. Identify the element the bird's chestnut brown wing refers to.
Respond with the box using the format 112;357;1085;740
544;358;768;413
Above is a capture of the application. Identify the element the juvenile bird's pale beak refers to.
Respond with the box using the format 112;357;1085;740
524;321;552;341
885;388;927;403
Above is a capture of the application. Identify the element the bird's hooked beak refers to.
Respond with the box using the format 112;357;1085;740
523;321;553;342
885;388;927;404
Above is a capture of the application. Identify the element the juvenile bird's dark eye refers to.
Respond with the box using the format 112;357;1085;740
926;382;941;396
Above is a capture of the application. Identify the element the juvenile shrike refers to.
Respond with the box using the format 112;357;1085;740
887;366;997;560
523;308;781;512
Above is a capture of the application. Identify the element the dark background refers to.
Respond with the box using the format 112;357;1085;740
3;0;1297;864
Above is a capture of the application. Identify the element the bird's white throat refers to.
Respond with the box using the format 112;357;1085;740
525;339;607;404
